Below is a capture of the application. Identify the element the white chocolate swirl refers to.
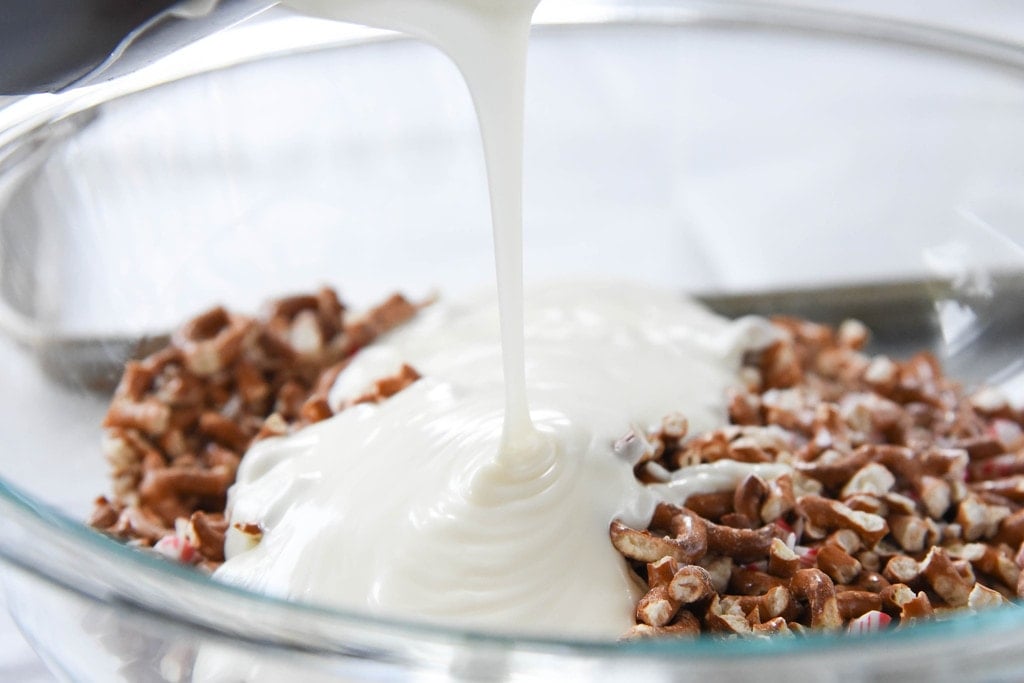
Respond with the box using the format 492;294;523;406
217;282;775;637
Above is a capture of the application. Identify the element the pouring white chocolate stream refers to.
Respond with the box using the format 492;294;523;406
216;1;780;637
279;0;539;452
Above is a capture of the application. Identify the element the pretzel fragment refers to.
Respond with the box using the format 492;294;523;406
920;547;973;608
704;519;775;563
967;583;1008;610
624;610;701;639
705;595;752;635
668;564;716;604
880;583;934;622
836;589;883;621
816;544;862;585
610;506;707;565
790;569;842;630
798;495;889;547
722;585;792;623
767;537;800;578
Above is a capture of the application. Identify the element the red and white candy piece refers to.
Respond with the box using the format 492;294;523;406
846;610;891;635
153;534;199;564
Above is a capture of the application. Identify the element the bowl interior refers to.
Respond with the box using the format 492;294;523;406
1;4;1024;678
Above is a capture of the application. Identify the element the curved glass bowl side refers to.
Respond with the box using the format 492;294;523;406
3;444;1024;679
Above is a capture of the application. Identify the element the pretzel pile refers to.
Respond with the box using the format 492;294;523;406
614;317;1024;637
89;287;420;569
90;290;1023;637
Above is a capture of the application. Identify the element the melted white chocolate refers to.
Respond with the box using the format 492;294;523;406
214;0;782;639
218;282;777;637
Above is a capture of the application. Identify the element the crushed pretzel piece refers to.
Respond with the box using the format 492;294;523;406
967;583;1008;611
723;585;792;623
958;496;1012;541
186;511;228;563
704;519;775;563
624;611;701;639
920;547;973;608
798;495;889;547
610;507;707;565
767;537;800;578
882;555;921;585
816;544;862;585
791;568;842;630
705;595;753;635
668;564;716;604
836;589;883;621
880;583;933;622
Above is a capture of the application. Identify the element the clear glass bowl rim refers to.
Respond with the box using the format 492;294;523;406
2;0;1024;666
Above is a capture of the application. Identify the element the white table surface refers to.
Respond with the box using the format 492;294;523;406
2;2;1023;681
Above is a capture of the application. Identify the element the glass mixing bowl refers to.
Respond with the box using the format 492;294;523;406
2;1;1024;680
